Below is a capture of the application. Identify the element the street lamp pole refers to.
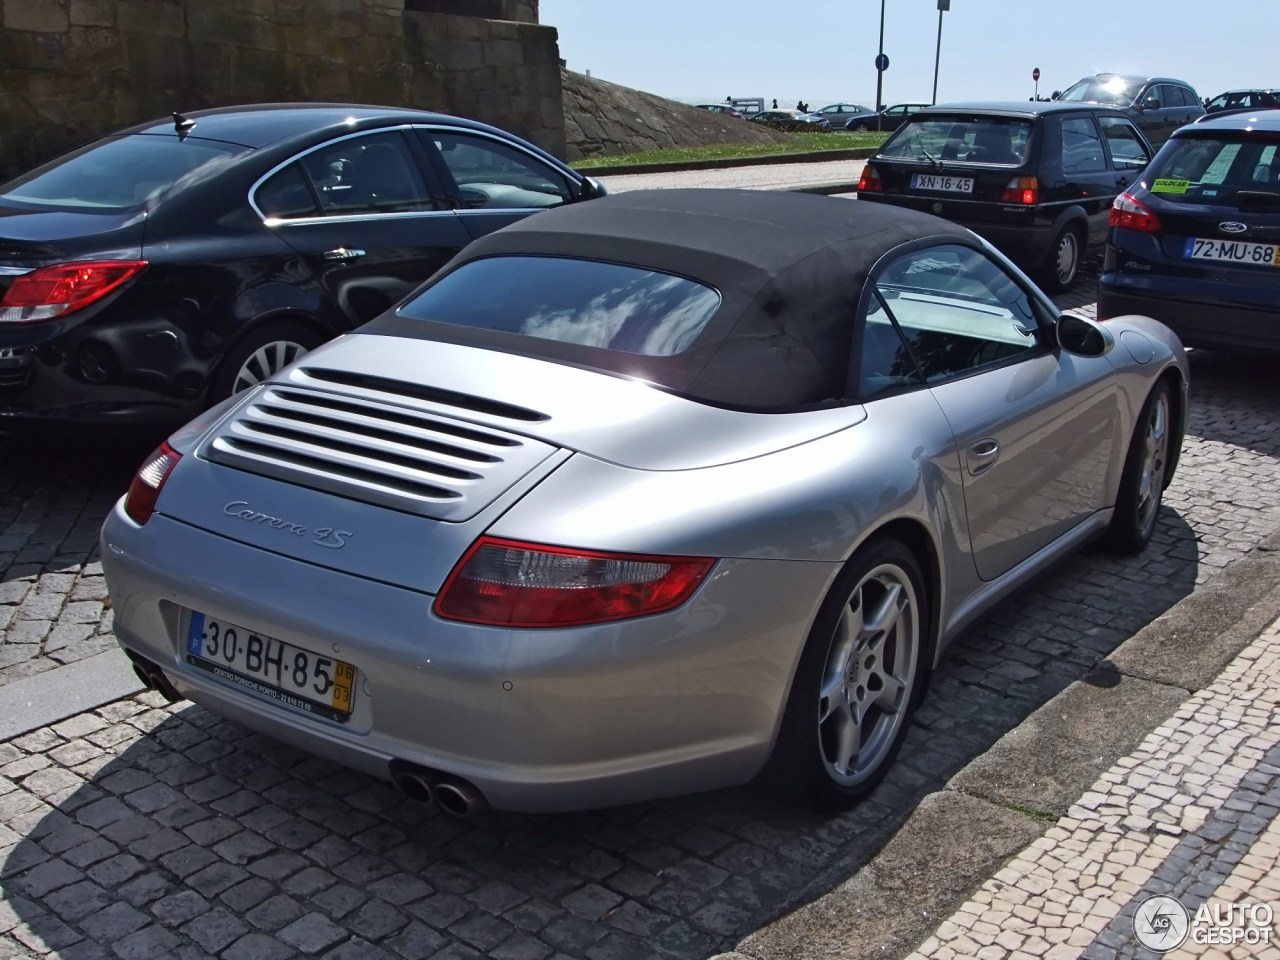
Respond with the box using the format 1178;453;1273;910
874;0;885;114
931;0;949;105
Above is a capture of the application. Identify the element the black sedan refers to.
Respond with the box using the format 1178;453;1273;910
843;103;929;132
1098;109;1280;353
0;104;601;426
750;110;831;132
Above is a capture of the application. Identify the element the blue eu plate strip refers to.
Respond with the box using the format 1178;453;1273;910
187;611;205;657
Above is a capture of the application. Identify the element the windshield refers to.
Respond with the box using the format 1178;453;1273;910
1145;135;1280;204
1059;77;1141;106
879;117;1033;165
397;256;721;357
1;135;249;211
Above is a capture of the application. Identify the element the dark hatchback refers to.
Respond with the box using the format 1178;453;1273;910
0;104;599;426
856;101;1153;290
1098;110;1280;352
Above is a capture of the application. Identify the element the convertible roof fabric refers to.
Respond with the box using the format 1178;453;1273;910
371;189;974;410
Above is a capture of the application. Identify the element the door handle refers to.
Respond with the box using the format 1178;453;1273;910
966;439;1001;477
322;247;365;262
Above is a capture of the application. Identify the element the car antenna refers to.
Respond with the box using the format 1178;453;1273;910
173;112;196;139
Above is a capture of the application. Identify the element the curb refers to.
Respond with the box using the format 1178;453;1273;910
576;147;877;177
716;528;1280;960
0;649;144;741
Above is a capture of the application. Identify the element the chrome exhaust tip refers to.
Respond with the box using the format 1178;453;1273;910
434;778;487;818
395;772;435;806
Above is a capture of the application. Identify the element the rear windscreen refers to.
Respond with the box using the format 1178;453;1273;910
1146;136;1280;203
879;117;1033;166
1;135;248;210
396;256;721;357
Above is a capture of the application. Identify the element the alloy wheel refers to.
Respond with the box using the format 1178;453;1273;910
816;562;919;788
230;340;309;395
1135;389;1170;535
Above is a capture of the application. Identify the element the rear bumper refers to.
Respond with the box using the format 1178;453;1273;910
101;502;836;813
1098;278;1280;352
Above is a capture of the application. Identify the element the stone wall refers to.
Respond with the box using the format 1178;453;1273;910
561;69;789;162
0;0;563;181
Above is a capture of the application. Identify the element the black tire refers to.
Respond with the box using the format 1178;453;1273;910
1039;223;1084;292
853;122;870;132
209;320;323;404
766;537;931;809
1106;380;1173;554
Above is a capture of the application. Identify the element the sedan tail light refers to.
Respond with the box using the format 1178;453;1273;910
434;536;714;627
858;165;883;192
0;260;147;323
123;443;181;525
1001;176;1040;204
1110;192;1162;233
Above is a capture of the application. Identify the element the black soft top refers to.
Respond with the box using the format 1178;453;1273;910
371;189;974;410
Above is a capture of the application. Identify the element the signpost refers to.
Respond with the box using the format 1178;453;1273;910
932;0;950;105
874;0;887;117
1033;66;1041;101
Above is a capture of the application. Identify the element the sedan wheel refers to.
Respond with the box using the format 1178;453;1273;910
1107;380;1173;553
767;537;929;807
232;341;308;394
210;321;323;405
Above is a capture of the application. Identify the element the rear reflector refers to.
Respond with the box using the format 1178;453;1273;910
434;536;714;627
0;260;146;323
1001;176;1039;205
123;443;181;525
858;165;883;192
1110;192;1162;233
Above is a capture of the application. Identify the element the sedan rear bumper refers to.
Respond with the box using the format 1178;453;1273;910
101;502;837;812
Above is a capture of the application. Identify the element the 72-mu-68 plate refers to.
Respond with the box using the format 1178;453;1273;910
911;173;974;193
1185;237;1280;267
186;611;355;722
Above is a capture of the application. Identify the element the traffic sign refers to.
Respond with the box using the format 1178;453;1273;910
937;0;950;9
875;53;890;72
1033;67;1041;82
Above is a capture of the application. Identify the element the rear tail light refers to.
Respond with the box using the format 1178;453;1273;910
858;165;883;192
1110;192;1162;233
1000;176;1039;204
434;536;714;627
0;260;147;323
123;443;181;525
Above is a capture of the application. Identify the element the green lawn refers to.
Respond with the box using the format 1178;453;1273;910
572;131;888;170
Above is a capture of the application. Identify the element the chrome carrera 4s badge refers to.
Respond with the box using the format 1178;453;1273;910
223;501;351;549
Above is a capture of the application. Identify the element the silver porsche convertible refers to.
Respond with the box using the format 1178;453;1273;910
101;189;1188;814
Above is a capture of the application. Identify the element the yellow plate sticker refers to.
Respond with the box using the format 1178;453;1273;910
1151;178;1190;194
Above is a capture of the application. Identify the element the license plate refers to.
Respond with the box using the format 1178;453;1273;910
1184;237;1280;267
186;612;355;722
911;174;974;193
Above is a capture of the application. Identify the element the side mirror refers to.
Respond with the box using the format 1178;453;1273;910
578;176;607;201
1057;313;1113;357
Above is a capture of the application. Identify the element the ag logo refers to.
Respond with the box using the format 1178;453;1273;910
1134;895;1190;951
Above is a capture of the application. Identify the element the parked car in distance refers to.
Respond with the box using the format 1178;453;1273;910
750;109;831;132
103;189;1187;815
811;103;875;128
1057;74;1205;144
844;103;930;132
856;101;1154;290
1201;89;1280;119
0;103;602;427
696;103;746;120
1099;109;1280;353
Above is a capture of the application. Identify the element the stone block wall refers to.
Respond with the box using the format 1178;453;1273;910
0;0;563;181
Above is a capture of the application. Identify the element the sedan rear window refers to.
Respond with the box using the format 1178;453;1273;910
879;117;1032;166
1;135;248;210
396;256;721;357
1146;136;1280;203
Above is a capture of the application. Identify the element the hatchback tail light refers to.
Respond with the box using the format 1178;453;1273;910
0;260;147;323
123;443;181;525
1000;176;1039;205
434;536;714;627
858;165;883;192
1110;192;1162;233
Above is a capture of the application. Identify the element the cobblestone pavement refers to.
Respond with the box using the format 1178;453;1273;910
598;158;864;193
907;617;1280;960
1;277;1279;959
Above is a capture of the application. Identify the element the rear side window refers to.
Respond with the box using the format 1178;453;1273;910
1;135;248;211
1099;118;1151;169
1148;136;1280;202
397;256;721;357
880;117;1032;166
1060;118;1106;173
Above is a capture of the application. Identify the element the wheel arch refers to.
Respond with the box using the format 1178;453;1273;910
1157;364;1187;488
863;517;944;669
204;309;331;406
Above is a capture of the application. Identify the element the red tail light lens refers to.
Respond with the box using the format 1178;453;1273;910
1110;192;1162;233
0;260;147;323
123;443;181;525
858;165;883;192
1000;176;1039;204
434;536;715;627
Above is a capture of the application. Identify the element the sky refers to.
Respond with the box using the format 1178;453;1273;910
539;0;1278;111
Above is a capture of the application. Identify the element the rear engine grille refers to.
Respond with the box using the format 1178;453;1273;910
296;367;549;422
203;385;558;520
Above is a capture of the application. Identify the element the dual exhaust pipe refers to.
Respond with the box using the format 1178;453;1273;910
393;763;487;819
128;654;185;703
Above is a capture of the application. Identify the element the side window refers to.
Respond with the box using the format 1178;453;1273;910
859;244;1041;393
885;106;905;118
299;132;431;215
427;131;572;210
1098;117;1150;168
1060;117;1107;173
1142;85;1164;110
255;163;318;220
1179;87;1198;108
